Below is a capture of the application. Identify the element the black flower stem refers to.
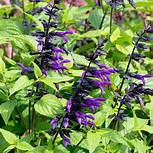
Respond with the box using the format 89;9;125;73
74;8;107;97
44;4;55;46
31;102;35;132
109;7;113;36
99;10;107;30
112;29;148;130
52;117;64;145
52;6;107;145
71;133;87;153
113;29;146;108
28;100;31;133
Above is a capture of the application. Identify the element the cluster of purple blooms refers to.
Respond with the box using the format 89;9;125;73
50;59;116;146
114;27;153;120
17;3;73;75
16;0;153;148
116;82;153;120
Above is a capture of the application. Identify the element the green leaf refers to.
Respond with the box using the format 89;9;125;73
3;145;16;153
4;56;16;65
53;144;69;153
4;70;21;82
68;69;84;77
13;35;37;51
47;73;73;83
128;139;149;153
0;128;18;144
15;5;44;31
88;9;103;29
0;101;17;125
9;76;34;96
16;141;34;151
73;54;89;66
0;57;6;73
145;97;153;126
70;131;85;146
40;77;56;90
116;44;130;55
0;133;9;153
110;28;121;42
145;78;153;89
33;62;42;79
26;146;45;153
87;131;101;153
93;111;106;126
96;129;128;146
80;30;106;39
123;113;153;134
34;94;65;117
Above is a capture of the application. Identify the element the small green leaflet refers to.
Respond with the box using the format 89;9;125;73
9;76;34;96
34;94;66;117
15;5;44;31
33;62;42;79
0;128;18;145
0;101;17;125
110;28;121;42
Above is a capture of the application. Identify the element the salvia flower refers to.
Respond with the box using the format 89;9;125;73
63;117;69;128
31;3;72;74
66;99;72;113
55;31;73;43
81;97;105;111
129;73;152;85
60;132;71;147
50;117;59;129
17;63;33;74
115;82;153;120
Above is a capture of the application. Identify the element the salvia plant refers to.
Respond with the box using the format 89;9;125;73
0;0;153;153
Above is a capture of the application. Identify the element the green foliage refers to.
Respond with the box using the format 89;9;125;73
34;94;66;117
0;0;153;153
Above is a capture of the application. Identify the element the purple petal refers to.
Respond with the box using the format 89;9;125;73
86;114;95;120
50;117;59;129
66;99;72;113
61;134;71;147
52;48;64;53
63;117;69;128
17;63;33;74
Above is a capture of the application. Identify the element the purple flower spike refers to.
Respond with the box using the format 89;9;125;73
133;74;152;85
74;112;95;126
17;63;33;74
86;114;95;120
60;133;71;147
55;30;73;43
60;59;71;64
63;117;69;128
66;99;72;113
52;48;64;53
84;97;105;111
50;117;59;129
